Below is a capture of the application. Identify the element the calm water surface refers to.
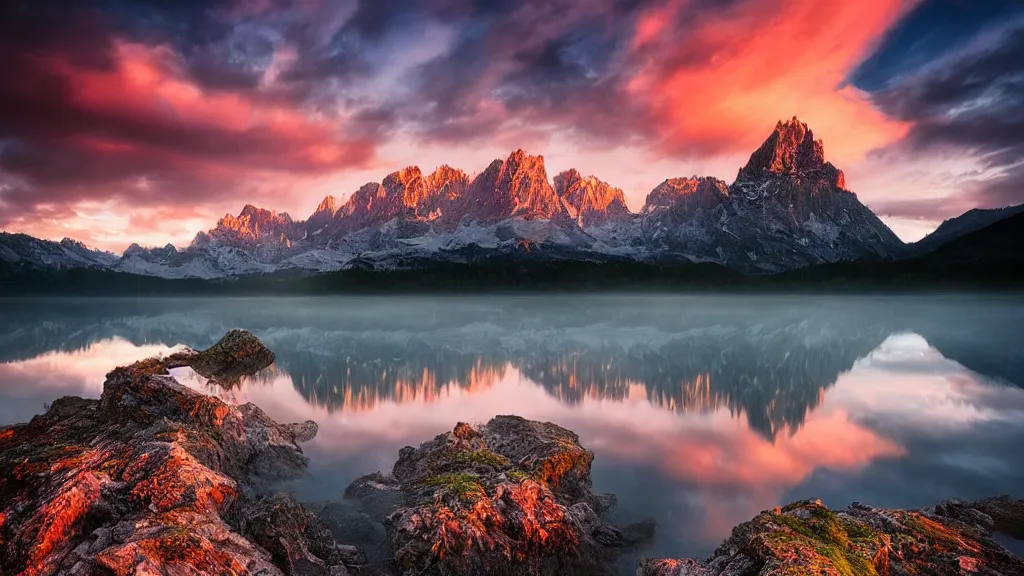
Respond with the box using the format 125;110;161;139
2;294;1023;570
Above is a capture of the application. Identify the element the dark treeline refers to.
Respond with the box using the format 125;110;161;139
1;256;1022;296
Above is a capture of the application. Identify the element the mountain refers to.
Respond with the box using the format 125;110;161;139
0;233;118;271
462;149;565;224
553;169;631;227
421;165;470;228
306;195;339;233
636;176;731;261
205;204;298;249
123;243;177;262
910;204;1024;256
333;167;438;234
732;118;904;265
620;118;904;272
920;210;1024;266
642;177;730;215
1;117;916;280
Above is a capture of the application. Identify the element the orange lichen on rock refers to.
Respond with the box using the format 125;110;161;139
0;330;340;576
532;439;594;491
497;480;578;558
185;394;233;427
128;445;238;514
96;531;253;575
872;534;892;576
19;473;102;576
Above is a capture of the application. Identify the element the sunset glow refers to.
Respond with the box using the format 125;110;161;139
1;0;1022;249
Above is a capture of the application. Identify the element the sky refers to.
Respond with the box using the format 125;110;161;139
1;0;1022;251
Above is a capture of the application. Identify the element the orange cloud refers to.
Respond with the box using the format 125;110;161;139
627;0;916;166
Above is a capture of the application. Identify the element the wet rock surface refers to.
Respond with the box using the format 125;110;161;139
0;330;355;576
344;416;654;575
637;497;1024;576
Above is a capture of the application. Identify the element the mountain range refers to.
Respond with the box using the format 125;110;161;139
1;117;1020;283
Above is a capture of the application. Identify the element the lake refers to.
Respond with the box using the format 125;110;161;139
2;294;1023;571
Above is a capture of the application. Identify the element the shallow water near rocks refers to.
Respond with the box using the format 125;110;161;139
2;294;1023;573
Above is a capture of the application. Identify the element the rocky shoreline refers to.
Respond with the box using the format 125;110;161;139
2;330;1023;575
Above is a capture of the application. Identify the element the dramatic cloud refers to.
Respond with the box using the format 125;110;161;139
852;0;1024;229
0;0;380;248
1;0;1022;249
376;0;910;162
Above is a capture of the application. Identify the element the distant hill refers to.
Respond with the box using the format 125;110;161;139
919;210;1024;266
909;204;1024;256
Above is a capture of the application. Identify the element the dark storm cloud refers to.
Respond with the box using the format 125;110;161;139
184;24;278;91
497;23;628;111
854;0;1024;213
0;0;240;74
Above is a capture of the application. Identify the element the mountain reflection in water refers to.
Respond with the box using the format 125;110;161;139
1;295;1022;568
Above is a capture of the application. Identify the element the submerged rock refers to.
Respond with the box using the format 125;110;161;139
0;329;352;576
638;497;1024;576
344;416;654;576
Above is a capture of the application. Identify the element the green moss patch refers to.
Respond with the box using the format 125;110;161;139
765;505;880;576
424;473;486;502
455;449;511;470
505;470;530;483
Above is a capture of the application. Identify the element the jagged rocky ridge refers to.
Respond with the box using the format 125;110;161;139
2;330;1023;575
0;233;118;270
3;118;914;278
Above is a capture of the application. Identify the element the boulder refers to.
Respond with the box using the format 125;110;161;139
344;416;653;575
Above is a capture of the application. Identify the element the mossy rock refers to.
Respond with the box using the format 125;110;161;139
423;472;487;502
761;503;880;576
